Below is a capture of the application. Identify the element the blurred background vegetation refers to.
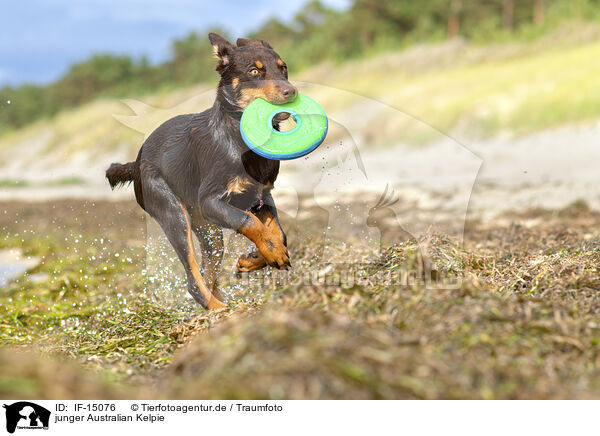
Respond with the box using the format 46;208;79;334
1;0;600;134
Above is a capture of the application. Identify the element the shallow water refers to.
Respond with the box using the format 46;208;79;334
0;263;28;288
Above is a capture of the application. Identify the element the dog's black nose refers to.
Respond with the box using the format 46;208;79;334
280;85;297;101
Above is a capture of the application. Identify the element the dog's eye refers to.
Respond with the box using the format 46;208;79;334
249;68;260;76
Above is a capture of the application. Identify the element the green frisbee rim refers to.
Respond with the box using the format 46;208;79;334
240;94;328;160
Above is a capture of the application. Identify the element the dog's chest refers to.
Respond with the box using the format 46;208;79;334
225;176;272;210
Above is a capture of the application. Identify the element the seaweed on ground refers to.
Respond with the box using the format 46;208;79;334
0;199;599;399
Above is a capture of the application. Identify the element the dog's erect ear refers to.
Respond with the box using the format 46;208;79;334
208;33;234;68
236;38;273;50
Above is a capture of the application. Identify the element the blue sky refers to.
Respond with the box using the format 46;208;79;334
1;0;348;87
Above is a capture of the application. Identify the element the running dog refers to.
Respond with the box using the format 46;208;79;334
106;33;296;309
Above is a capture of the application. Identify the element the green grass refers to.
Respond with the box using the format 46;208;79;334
46;176;87;186
0;179;29;188
0;177;86;188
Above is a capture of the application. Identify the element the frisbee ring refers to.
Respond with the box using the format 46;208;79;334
240;94;328;160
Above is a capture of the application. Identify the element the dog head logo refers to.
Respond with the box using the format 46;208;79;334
2;402;50;433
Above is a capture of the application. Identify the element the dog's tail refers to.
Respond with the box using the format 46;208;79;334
106;161;138;189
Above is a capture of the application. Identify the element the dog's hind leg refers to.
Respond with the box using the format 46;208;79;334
190;211;226;302
142;174;226;309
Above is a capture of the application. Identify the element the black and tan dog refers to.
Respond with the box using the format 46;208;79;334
106;33;296;309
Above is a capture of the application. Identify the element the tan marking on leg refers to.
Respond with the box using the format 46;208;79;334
256;208;285;242
190;211;226;302
239;212;265;242
232;77;239;89
239;212;288;268
201;224;226;302
179;203;226;310
237;208;287;272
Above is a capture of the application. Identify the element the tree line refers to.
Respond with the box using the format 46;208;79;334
1;0;599;132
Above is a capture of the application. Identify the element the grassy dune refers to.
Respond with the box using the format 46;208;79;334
307;25;600;141
2;24;600;171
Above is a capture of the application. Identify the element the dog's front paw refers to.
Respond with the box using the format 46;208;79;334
259;238;291;269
